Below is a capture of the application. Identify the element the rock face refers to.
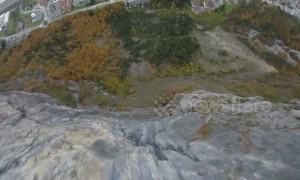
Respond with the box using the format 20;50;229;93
0;91;300;180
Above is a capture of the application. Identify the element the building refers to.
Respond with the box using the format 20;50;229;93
39;0;48;7
61;0;72;14
31;12;43;23
0;11;9;31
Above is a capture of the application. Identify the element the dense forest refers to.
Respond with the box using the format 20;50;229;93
108;9;199;77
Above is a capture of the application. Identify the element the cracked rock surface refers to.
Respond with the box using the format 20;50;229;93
0;91;300;180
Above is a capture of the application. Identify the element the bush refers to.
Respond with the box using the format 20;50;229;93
79;82;108;107
24;79;77;107
102;76;132;97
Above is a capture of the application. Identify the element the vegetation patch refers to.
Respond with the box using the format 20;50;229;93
7;7;43;35
229;75;300;103
154;84;193;107
224;0;300;51
0;77;119;108
23;79;77;107
108;9;200;67
0;3;131;96
222;0;300;77
238;36;300;76
79;82;116;107
22;0;37;10
195;3;235;30
192;122;213;140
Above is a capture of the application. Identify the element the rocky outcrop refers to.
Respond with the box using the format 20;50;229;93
0;91;300;180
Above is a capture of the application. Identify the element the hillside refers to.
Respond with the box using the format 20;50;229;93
0;2;200;96
0;1;299;109
223;0;300;74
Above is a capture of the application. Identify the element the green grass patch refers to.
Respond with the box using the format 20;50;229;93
72;5;87;11
96;0;107;3
27;15;44;28
195;3;235;30
87;0;108;6
196;12;227;30
7;8;43;35
7;8;20;35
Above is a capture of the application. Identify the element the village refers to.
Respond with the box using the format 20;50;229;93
0;0;108;38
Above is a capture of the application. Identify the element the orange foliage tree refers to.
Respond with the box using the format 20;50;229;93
0;2;131;95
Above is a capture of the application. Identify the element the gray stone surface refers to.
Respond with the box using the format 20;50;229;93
0;91;300;180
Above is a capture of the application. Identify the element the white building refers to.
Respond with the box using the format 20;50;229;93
0;11;9;31
3;11;9;24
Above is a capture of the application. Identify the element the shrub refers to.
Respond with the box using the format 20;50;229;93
79;82;108;107
23;79;77;107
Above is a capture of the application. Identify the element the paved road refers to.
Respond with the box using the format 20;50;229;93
0;0;122;42
0;0;21;15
